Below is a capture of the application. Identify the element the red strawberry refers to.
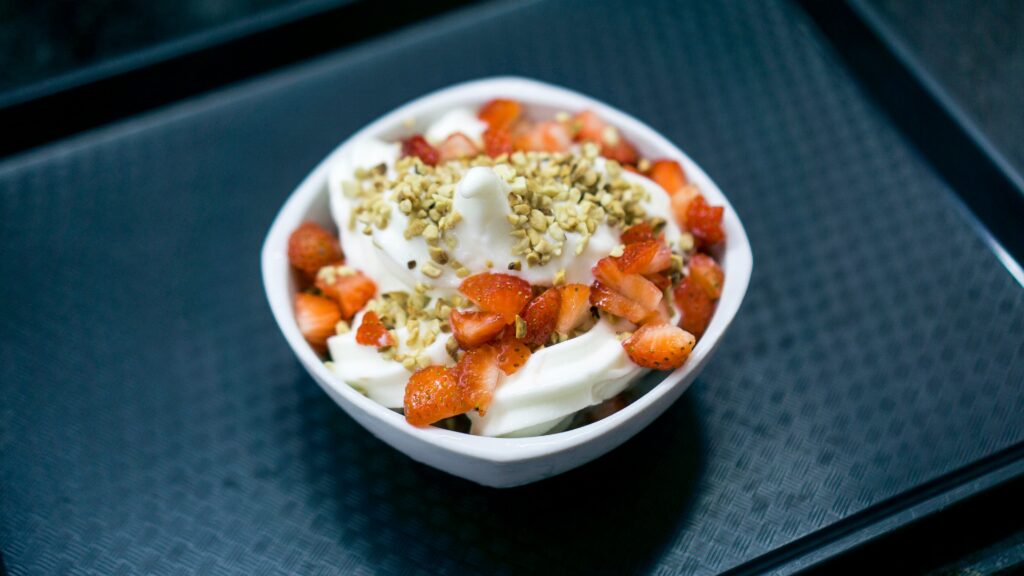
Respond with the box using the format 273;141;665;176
478;99;522;130
401;134;440;166
673;277;716;338
458;273;532;323
495;328;531;375
455;345;502;415
482;127;514;157
438;132;480;161
355;311;394;348
572;110;638;164
521;287;561;348
670;184;700;229
622;322;696;370
555;283;592;336
287;222;343;278
513;121;572;152
315;266;377;319
403;365;468;426
688;253;724;300
621;222;656;245
590;281;649;324
649;159;687;194
294;293;342;351
450;310;506;349
644;272;671;291
592;258;663;311
686;196;726;247
573;110;606;142
614;240;672;274
641;296;673;324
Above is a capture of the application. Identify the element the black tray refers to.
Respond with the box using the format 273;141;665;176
2;0;1022;574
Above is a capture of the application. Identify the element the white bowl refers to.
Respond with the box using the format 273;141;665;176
261;77;752;488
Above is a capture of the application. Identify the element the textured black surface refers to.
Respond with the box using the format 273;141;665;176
869;0;1024;181
2;1;1023;575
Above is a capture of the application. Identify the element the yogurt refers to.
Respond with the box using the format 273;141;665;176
324;107;683;436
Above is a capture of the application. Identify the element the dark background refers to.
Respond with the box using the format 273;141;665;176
1;1;1022;575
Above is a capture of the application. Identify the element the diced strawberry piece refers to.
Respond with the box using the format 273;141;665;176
294;293;342;351
601;134;639;165
590;281;649;324
458;273;532;323
438;132;480;162
614;240;672;274
573;110;606;142
455;345;502;415
641;295;673;325
355;311;394;348
555;283;592;336
495;328;531;375
673;277;716;338
478;99;522;130
670;184;700;229
450;310;506;349
287;222;343;278
644;272;671;291
521;287;561;348
686;196;726;247
621;222;656;245
622;322;696;370
571;110;638;164
315;266;377;319
688;253;724;300
513;121;572;152
482;127;513;157
403;365;469;426
592;258;662;311
649;159;687;194
401;134;440;166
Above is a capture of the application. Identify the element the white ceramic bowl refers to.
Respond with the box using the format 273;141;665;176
261;77;752;488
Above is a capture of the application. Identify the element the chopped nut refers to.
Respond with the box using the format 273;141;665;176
420;261;442;278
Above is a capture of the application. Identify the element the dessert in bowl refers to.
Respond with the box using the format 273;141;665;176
262;77;752;486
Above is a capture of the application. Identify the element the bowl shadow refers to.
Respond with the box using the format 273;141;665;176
290;373;706;576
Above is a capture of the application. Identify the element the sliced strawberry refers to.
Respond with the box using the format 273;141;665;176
622;322;696;370
450;310;506;349
688;253;724;300
614;240;672;274
649;159;687;194
478;99;522;130
686;195;726;247
621;222;656;245
287;222;343;278
458;273;532;323
573;110;606;142
482;127;514;157
601;134;639;165
294;293;342;351
592;258;662;311
513;121;572;152
315;266;377;319
355;311;394;348
455;345;502;415
495;328;531;375
404;365;469;426
438;132;480;162
521;287;561;348
641;294;673;325
673;277;716;338
555;283;592;336
570;110;638;164
644;272;671;291
590;281;649;324
670;184;700;228
401;134;440;166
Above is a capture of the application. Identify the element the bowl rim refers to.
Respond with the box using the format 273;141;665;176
261;76;753;463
